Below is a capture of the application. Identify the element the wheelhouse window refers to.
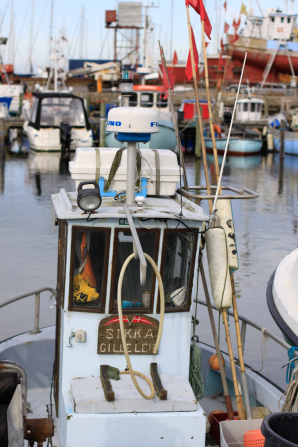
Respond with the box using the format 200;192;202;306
281;17;284;23
109;229;160;313
250;102;255;112
158;229;198;313
30;98;38;124
140;93;154;107
40;97;86;128
69;227;111;313
129;92;138;107
238;103;242;113
243;103;248;112
257;103;261;112
157;93;168;108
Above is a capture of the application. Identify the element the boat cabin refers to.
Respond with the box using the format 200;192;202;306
128;85;172;122
23;92;93;152
236;98;263;122
51;104;210;447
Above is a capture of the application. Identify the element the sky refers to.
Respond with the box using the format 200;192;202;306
0;0;290;74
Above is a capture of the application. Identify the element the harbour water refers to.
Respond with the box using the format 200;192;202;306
0;149;297;391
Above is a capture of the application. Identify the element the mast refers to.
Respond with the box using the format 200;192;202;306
79;6;85;59
29;0;34;73
9;0;14;65
49;0;54;56
170;0;173;60
143;6;147;68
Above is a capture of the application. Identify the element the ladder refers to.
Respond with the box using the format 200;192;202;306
260;39;282;88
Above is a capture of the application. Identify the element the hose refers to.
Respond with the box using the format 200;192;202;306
117;253;165;400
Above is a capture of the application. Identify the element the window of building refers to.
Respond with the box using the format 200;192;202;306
69;227;111;313
129;92;138;107
157;229;198;313
109;229;160;313
157;93;168;108
140;93;154;107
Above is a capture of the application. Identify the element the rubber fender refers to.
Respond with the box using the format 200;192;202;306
205;227;232;310
0;405;8;447
214;199;239;272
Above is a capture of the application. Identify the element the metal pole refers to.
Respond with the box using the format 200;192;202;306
30;0;34;73
240;321;247;354
126;142;136;205
33;292;41;334
49;0;54;57
100;102;106;147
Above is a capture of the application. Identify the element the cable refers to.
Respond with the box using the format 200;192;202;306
139;218;156;229
117;253;165;400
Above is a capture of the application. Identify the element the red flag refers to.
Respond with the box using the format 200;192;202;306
185;0;212;40
233;17;240;31
185;26;199;81
205;42;209;48
161;63;175;99
224;22;230;33
221;38;225;51
172;50;178;65
223;1;227;9
218;52;224;71
230;33;239;44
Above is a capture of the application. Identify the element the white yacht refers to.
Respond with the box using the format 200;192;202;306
22;92;93;152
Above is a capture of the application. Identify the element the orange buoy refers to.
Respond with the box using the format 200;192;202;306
208;409;225;423
209;353;225;370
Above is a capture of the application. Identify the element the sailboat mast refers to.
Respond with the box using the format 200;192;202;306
9;0;14;65
30;0;34;73
49;0;54;56
170;0;173;60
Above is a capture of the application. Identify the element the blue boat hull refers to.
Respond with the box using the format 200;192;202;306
105;119;177;151
205;138;262;156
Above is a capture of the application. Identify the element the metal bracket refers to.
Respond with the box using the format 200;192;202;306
124;205;147;286
178;185;259;201
67;331;75;348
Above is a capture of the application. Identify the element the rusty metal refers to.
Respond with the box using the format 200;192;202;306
150;363;167;400
100;365;115;402
177;185;259;201
0;360;27;418
24;418;54;445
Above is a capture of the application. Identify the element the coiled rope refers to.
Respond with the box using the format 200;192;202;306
279;347;298;412
189;266;204;401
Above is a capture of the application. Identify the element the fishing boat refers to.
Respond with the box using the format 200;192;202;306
0;71;293;447
22;92;93;153
267;112;298;155
205;123;263;156
105;85;177;151
267;248;298;346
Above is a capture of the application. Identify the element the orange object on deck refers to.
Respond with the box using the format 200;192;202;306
244;430;265;447
80;232;97;288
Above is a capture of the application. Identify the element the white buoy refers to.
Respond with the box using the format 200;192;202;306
205;227;232;310
214;199;239;272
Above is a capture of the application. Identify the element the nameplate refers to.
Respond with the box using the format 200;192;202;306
97;315;159;355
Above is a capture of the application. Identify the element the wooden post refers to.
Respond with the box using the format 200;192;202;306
200;256;234;420
231;274;252;419
278;130;285;194
195;116;201;158
201;21;221;193
100;102;106;148
186;5;212;213
280;130;285;159
159;42;189;191
264;97;269;118
222;309;246;420
19;93;23;117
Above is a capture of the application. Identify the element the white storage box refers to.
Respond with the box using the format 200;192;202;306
220;419;263;447
69;147;180;196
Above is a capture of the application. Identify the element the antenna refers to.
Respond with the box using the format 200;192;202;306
29;0;34;73
49;0;54;57
79;6;85;59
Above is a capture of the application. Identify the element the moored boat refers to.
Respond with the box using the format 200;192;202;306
22;91;93;152
267;248;298;346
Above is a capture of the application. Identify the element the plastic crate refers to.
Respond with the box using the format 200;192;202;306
210;411;238;445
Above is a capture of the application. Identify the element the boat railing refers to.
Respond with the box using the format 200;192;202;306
0;287;57;335
178;185;259;201
194;299;296;355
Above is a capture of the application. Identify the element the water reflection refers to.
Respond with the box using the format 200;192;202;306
1;150;298;389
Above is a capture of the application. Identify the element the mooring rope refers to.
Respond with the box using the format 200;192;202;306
189;266;204;401
279;347;298;412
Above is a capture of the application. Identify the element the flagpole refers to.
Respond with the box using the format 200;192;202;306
186;5;212;213
201;20;222;194
158;41;189;191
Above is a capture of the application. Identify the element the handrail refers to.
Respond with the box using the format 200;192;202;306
194;298;294;353
177;185;259;201
0;287;57;334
